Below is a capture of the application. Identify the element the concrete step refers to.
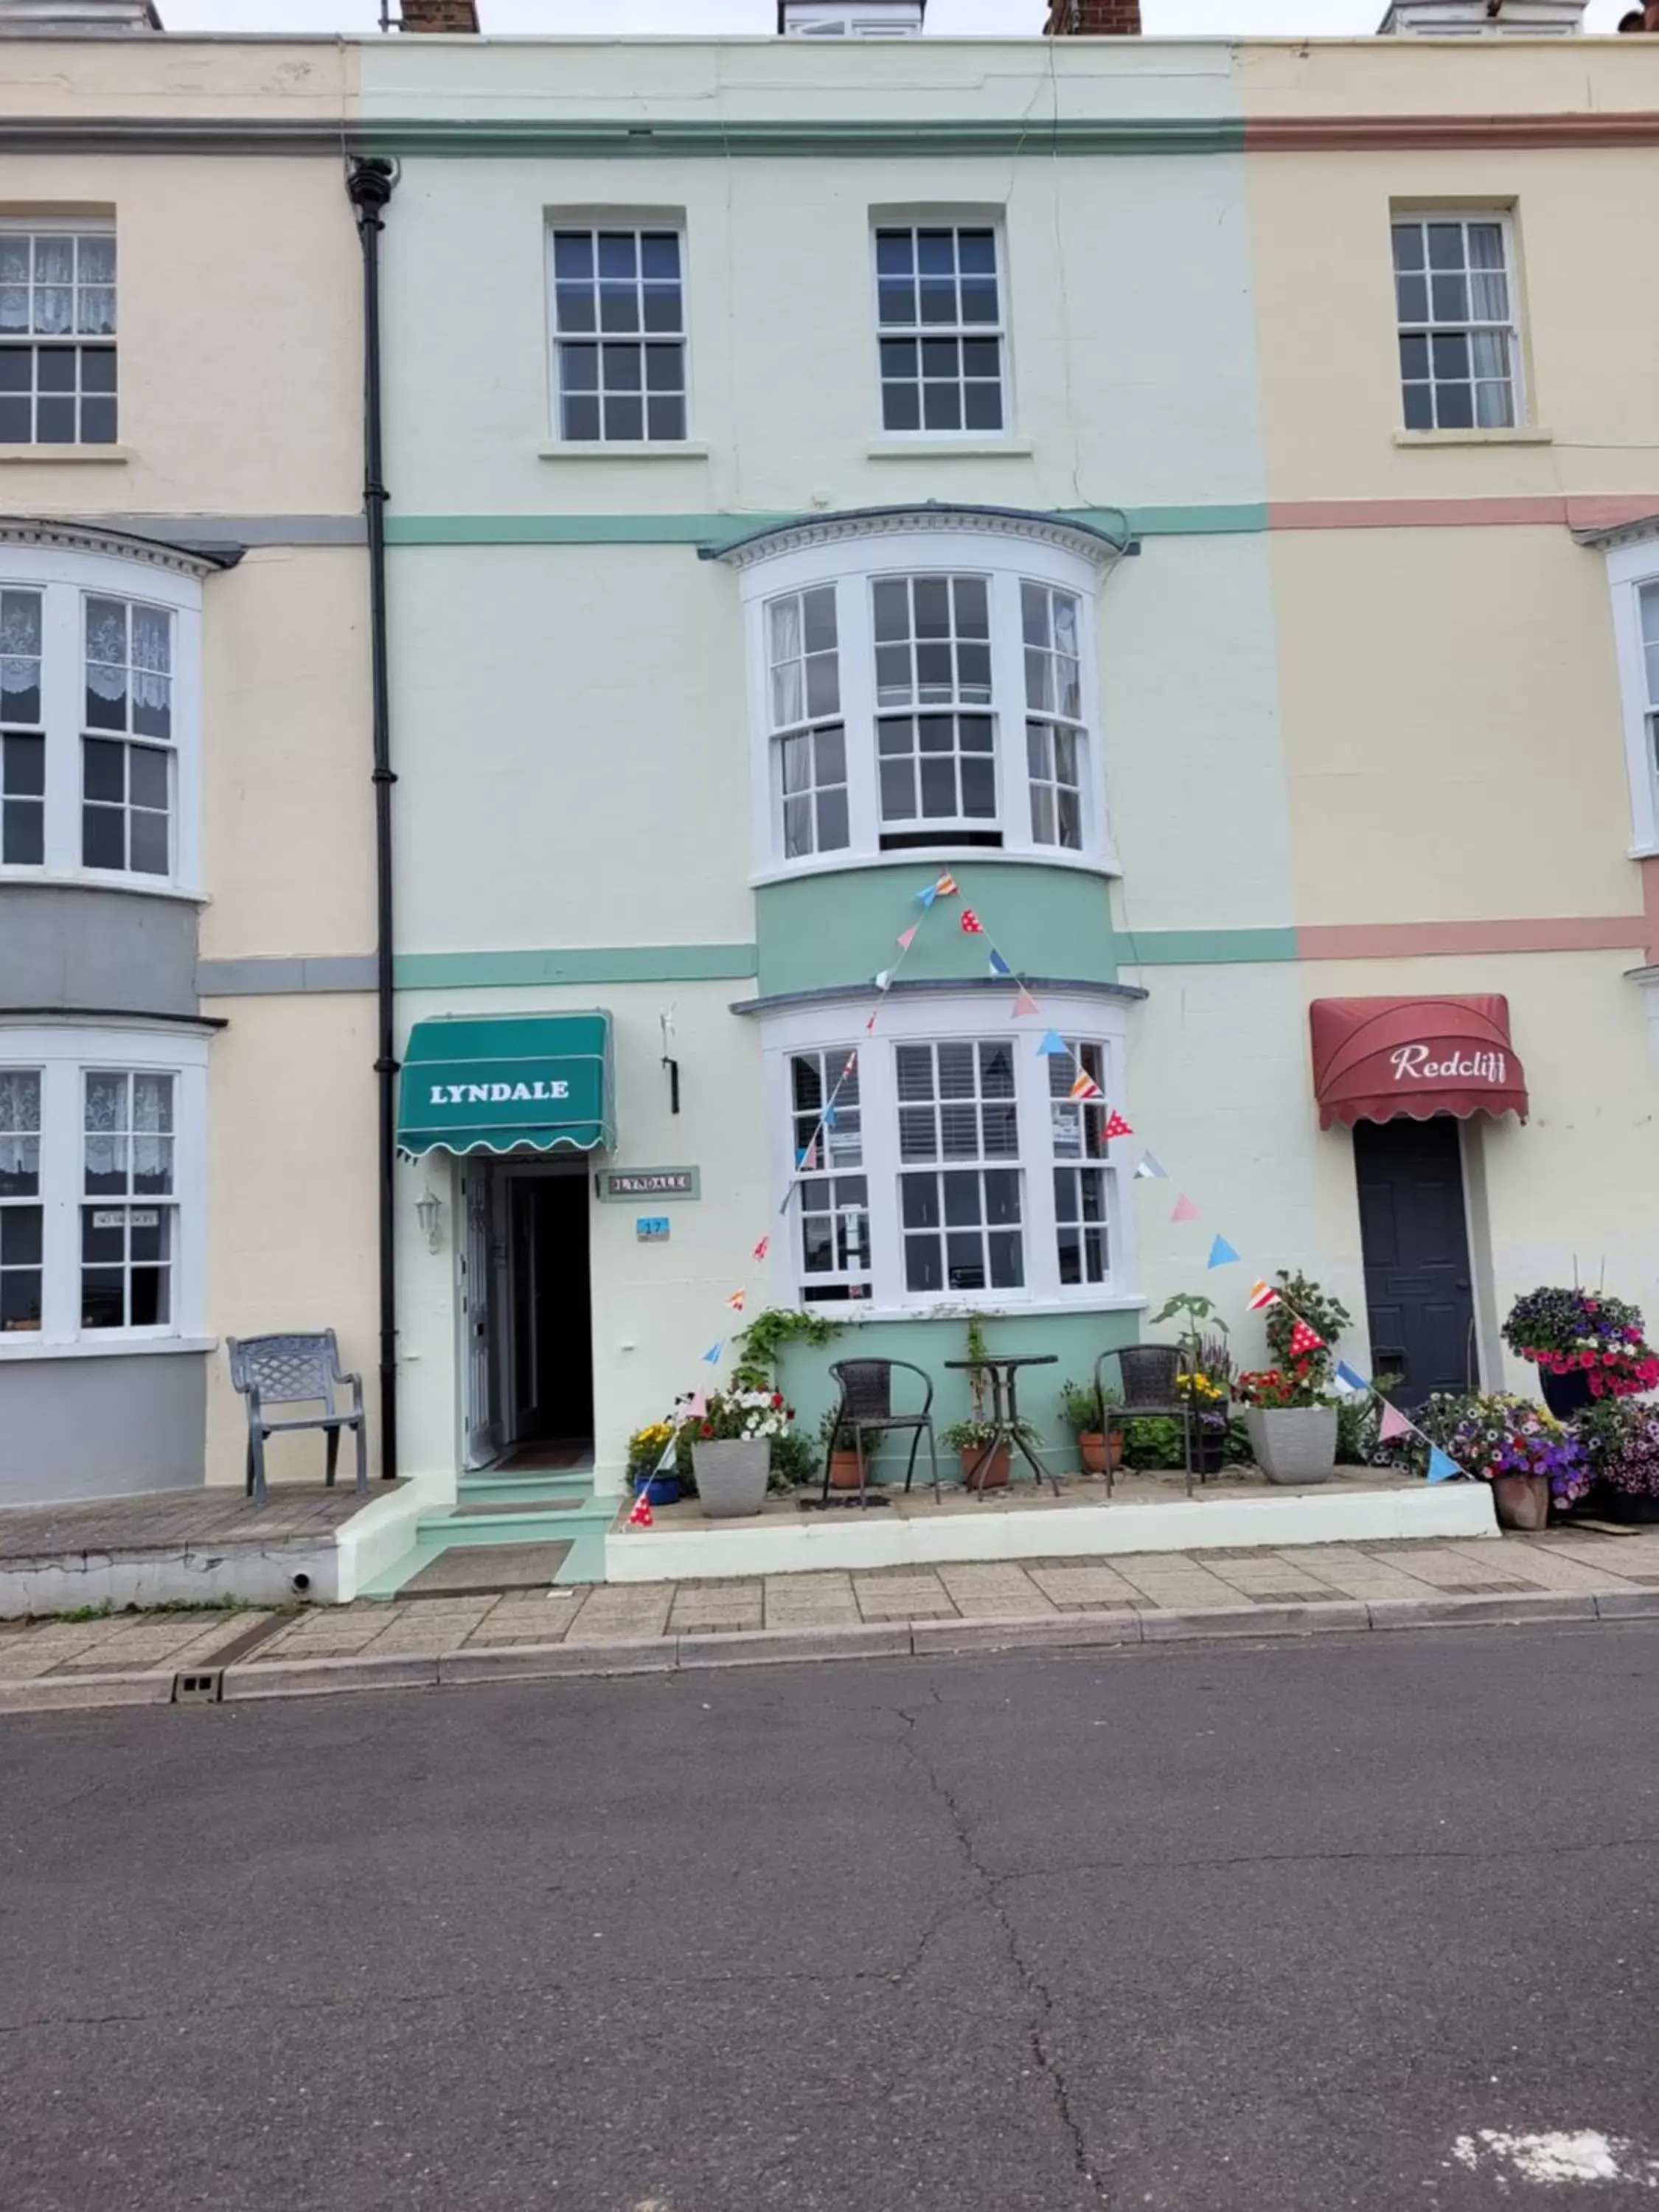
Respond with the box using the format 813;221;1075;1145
458;1470;594;1506
414;1502;613;1549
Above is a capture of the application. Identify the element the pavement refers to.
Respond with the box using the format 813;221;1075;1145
3;1622;1657;2211
2;1524;1659;1711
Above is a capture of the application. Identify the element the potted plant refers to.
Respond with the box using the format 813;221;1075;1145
689;1388;796;1519
1236;1365;1339;1484
1061;1378;1124;1476
626;1420;683;1508
1176;1366;1231;1475
1501;1287;1659;1419
1263;1271;1352;1382
1417;1391;1590;1530
942;1416;1042;1492
1579;1399;1659;1525
820;1405;863;1492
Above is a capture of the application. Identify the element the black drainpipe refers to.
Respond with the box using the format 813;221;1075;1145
348;156;400;1481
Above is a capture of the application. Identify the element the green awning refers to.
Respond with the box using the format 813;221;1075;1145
397;1012;615;1158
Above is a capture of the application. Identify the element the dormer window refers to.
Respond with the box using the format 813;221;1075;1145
779;1;925;35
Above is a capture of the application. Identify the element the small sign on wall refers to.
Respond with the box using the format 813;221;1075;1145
636;1217;671;1243
598;1167;700;1202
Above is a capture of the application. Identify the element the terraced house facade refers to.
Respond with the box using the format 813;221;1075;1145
4;0;1659;1526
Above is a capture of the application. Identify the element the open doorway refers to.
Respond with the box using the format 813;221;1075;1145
459;1159;594;1470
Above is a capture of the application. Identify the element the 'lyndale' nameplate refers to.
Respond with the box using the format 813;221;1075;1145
597;1167;700;1203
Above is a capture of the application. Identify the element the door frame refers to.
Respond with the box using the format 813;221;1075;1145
456;1155;507;1470
495;1154;592;1451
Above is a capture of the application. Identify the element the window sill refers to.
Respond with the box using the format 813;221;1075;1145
750;845;1119;891
0;444;131;465
0;866;205;905
536;440;710;462
0;1333;215;1362
866;439;1034;460
1392;428;1553;449
820;1293;1146;1325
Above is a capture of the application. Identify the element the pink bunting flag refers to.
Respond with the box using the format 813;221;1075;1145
752;1236;769;1262
897;925;917;950
686;1391;707;1419
865;1012;878;1032
1378;1402;1412;1443
1171;1194;1201;1223
1011;989;1040;1019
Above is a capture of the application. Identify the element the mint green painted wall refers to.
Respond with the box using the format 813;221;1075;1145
756;864;1117;1001
773;1310;1143;1487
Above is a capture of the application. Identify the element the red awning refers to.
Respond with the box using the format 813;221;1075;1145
1310;995;1528;1130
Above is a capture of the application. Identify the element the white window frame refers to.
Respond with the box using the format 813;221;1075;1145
1391;207;1523;434
0;536;202;896
544;212;691;448
737;516;1116;885
0;219;117;450
1604;533;1659;858
0;1023;206;1357
762;987;1138;1319
869;215;1009;443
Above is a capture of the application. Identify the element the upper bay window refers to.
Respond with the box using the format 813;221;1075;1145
729;509;1120;880
0;226;117;448
874;223;1005;437
0;530;202;891
1392;212;1520;432
548;222;689;445
1595;525;1659;860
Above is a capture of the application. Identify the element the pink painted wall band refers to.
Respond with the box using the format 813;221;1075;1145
1296;917;1649;961
1270;494;1659;535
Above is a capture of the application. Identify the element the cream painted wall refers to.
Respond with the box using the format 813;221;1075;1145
0;36;355;126
1245;138;1659;504
390;546;754;952
1120;947;1659;1396
394;979;765;1490
379;145;1264;518
204;992;380;1487
1105;533;1292;934
0;148;361;517
1270;526;1639;926
200;547;374;961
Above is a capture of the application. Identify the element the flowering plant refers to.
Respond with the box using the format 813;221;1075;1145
1581;1399;1659;1500
626;1421;677;1477
1175;1371;1227;1416
1501;1287;1659;1399
683;1387;796;1444
1236;1363;1333;1411
1418;1391;1590;1507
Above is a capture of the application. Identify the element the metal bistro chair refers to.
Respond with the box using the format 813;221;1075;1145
821;1358;942;1510
1096;1343;1200;1499
227;1332;368;1508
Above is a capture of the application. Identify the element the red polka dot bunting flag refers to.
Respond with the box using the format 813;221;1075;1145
1102;1110;1133;1139
628;1492;654;1528
960;908;985;934
1288;1318;1326;1359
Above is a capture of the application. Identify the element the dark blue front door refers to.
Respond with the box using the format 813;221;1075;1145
1353;1116;1477;1407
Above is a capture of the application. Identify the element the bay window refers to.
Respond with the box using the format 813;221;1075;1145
0;1027;205;1354
768;990;1135;1315
0;531;202;891
731;511;1117;880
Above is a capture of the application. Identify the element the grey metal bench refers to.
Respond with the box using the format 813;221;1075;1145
227;1331;367;1507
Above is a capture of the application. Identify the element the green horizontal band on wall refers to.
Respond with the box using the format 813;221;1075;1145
361;116;1246;161
1118;927;1299;966
757;863;1118;1001
383;504;1267;549
396;945;759;990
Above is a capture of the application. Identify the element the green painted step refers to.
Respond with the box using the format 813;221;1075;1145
358;1517;609;1597
414;1503;613;1549
457;1470;594;1506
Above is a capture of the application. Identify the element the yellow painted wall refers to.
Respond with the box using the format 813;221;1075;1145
1269;526;1639;926
204;992;380;1486
199;547;374;962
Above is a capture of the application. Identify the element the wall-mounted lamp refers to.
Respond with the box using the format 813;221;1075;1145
414;1188;442;1253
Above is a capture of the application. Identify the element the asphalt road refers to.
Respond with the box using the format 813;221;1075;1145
3;1624;1657;2212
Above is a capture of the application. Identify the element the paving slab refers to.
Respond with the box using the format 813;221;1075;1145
563;1585;675;1642
667;1581;765;1634
400;1542;571;1596
853;1572;956;1621
762;1573;860;1628
1025;1562;1149;1610
936;1565;1056;1618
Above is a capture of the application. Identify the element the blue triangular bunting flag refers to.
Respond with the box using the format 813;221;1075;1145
1206;1235;1240;1270
987;947;1012;977
702;1340;723;1366
821;1104;836;1128
916;883;937;908
1334;1360;1369;1395
1037;1031;1069;1057
1426;1446;1460;1484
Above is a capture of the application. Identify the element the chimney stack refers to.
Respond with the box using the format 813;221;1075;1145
398;0;479;29
1044;0;1141;31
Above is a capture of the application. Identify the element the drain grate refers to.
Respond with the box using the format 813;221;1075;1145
173;1669;223;1705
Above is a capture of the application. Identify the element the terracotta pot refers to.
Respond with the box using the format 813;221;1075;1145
828;1448;864;1491
959;1444;1011;1492
1491;1472;1551;1531
1078;1430;1124;1476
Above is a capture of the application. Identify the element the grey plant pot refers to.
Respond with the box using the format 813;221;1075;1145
1245;1405;1338;1486
692;1436;771;1519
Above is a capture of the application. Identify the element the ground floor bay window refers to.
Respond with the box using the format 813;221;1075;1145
0;1023;206;1351
762;987;1136;1315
